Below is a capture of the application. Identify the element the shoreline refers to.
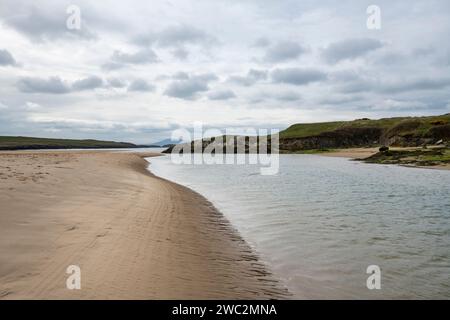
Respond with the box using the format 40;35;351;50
0;151;288;299
319;147;450;171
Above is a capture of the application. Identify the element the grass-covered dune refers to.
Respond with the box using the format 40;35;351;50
0;136;138;150
279;113;450;151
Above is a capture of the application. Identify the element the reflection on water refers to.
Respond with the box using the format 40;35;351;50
148;154;450;299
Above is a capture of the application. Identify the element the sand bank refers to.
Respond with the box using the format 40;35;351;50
0;151;287;299
319;148;379;159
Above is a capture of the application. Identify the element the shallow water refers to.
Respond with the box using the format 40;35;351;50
147;154;450;299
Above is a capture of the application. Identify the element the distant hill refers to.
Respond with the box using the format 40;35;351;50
279;113;450;151
151;138;184;147
163;113;450;153
0;136;138;151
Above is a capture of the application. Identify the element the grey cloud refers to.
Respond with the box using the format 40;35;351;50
128;79;155;92
373;52;406;66
165;80;208;99
164;73;217;99
413;46;435;58
172;72;190;80
329;70;361;82
101;62;126;71
17;76;106;94
380;77;450;94
274;91;302;101
330;70;373;93
102;48;159;70
0;49;17;66
172;47;189;60
248;90;301;105
320;95;364;105
252;37;271;48
228;69;268;86
154;71;190;81
271;68;327;85
338;81;372;94
207;89;236;100
194;73;218;82
159;25;215;47
17;76;71;94
107;78;127;88
322;38;383;64
112;49;158;64
263;41;305;62
334;71;450;94
5;5;96;42
72;76;104;91
134;25;216;48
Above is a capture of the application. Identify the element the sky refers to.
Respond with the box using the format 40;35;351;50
1;0;450;144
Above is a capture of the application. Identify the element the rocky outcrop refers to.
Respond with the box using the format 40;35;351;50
280;127;383;151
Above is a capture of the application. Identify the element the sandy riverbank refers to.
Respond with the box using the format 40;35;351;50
0;151;288;299
318;147;379;159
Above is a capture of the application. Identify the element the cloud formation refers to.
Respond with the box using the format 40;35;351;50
322;38;383;64
134;25;216;48
103;48;159;70
17;76;71;94
107;78;127;88
271;68;327;85
207;89;236;100
228;69;268;86
263;41;305;62
164;73;217;99
4;4;95;41
128;79;155;92
112;49;158;64
17;76;106;94
0;49;17;66
72;76;104;91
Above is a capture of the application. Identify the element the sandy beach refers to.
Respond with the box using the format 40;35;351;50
0;151;288;299
319;148;379;159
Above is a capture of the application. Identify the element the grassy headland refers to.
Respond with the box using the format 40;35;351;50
279;113;450;152
0;136;139;150
279;113;450;168
279;114;450;140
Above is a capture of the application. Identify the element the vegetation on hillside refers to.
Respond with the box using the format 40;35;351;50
280;114;450;141
278;113;450;151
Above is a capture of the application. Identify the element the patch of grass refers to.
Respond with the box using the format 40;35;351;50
362;148;450;166
419;149;450;162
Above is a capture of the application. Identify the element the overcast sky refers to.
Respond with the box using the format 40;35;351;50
1;0;450;143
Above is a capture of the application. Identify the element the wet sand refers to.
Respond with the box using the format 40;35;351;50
0;151;288;299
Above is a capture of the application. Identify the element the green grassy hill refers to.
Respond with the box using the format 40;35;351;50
0;136;138;150
280;114;450;140
278;113;450;151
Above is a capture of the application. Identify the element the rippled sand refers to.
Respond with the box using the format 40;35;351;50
0;151;288;299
